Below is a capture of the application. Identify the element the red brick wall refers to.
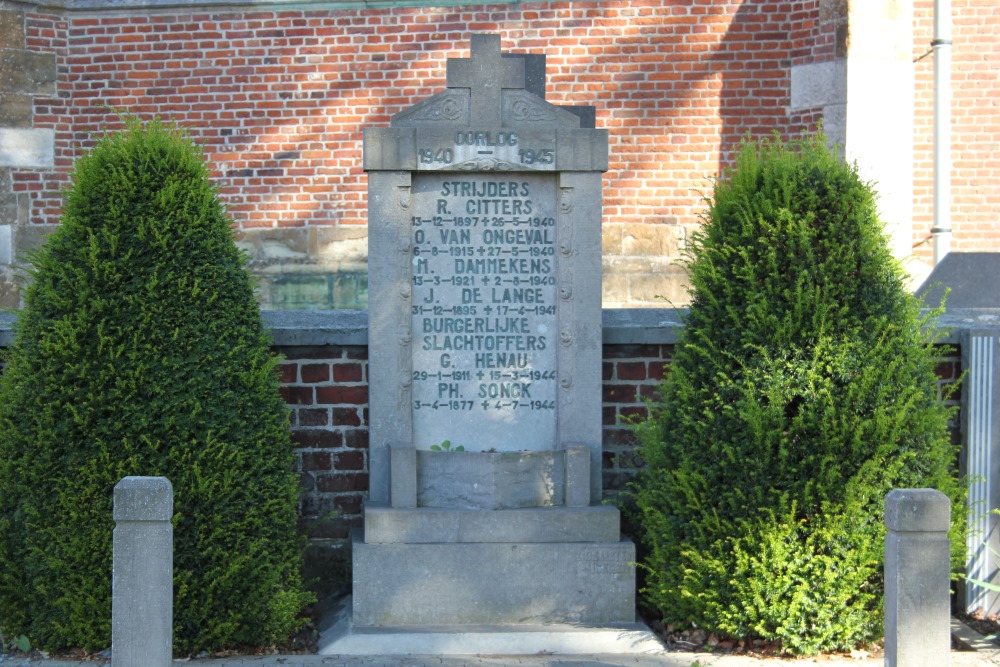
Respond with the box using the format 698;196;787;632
913;0;1000;259
14;1;832;241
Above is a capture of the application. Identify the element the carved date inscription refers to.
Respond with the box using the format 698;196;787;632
410;173;558;452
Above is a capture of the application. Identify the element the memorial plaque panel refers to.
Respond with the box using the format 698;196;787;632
410;173;557;452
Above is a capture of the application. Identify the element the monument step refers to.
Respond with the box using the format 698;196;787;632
320;595;664;656
363;502;621;543
351;529;635;627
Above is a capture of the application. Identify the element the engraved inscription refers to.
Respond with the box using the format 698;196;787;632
410;174;558;452
417;130;556;172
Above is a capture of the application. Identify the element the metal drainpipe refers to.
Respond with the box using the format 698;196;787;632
932;0;952;264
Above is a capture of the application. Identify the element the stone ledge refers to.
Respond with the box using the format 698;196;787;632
363;502;621;543
12;0;535;13
4;308;998;349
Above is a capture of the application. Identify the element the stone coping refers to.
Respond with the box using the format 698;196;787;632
3;308;1000;348
8;0;531;14
0;308;684;347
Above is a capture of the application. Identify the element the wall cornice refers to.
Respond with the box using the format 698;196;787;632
5;308;1000;349
7;0;538;14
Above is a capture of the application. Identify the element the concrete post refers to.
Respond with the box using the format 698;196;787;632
884;488;951;667
112;476;173;667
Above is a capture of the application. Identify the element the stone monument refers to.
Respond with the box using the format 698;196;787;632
345;35;637;648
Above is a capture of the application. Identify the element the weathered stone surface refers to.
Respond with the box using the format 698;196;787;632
884;488;951;533
112;477;173;667
620;222;685;258
416;450;565;510
14;219;54;254
601;222;623;256
235;226;368;271
0;223;11;264
363;503;620;544
113;476;173;522
0;128;54;168
0;94;33;128
0;50;56;96
353;530;635;626
0;10;25;51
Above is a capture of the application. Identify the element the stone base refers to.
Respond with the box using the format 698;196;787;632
320;596;664;656
363;502;620;543
351;527;635;626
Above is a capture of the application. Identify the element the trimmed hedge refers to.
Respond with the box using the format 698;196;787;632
632;134;964;655
0;118;313;654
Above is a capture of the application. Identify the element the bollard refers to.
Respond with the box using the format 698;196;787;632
884;488;951;667
112;476;173;667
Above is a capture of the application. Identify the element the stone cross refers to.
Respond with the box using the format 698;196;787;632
446;33;525;125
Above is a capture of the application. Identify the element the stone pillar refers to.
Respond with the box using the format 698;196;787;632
0;6;57;308
790;0;920;283
112;476;173;667
884;488;951;667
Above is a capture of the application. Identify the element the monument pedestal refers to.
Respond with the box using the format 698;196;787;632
349;35;641;652
352;506;635;626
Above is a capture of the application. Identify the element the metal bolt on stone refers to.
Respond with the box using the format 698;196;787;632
884;488;951;667
112;476;173;667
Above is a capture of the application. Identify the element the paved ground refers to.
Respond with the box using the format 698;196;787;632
3;616;998;666
1;648;999;666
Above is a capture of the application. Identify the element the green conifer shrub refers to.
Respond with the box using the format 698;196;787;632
632;134;963;655
0;118;314;654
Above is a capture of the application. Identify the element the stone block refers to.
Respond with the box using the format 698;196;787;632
352;529;635;626
362;503;620;543
0;128;54;168
0;51;56;97
601;270;631;309
14;220;54;254
602;222;623;256
0;9;26;50
0;223;11;264
628;267;692;307
0;94;33;128
621;222;685;258
113;476;173;522
310;226;368;267
790;60;846;111
416;450;565;509
884;488;951;533
235;226;309;262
